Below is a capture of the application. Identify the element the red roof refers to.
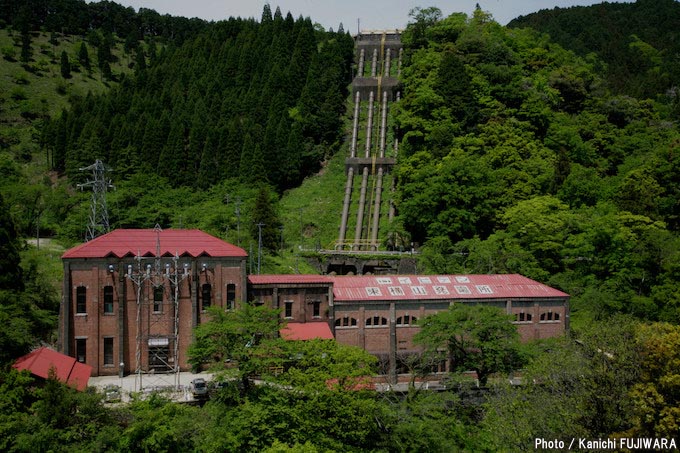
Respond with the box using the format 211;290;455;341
62;229;247;259
280;322;334;340
331;274;569;301
249;274;333;285
13;347;92;391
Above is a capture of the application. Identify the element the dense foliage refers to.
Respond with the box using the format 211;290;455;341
394;6;680;323
509;0;680;101
2;317;679;451
41;7;354;193
0;193;58;363
1;0;206;45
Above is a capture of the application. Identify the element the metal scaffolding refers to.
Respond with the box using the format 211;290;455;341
125;226;189;391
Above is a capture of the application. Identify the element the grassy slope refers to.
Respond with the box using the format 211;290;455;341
278;92;398;263
0;29;133;165
0;28;134;287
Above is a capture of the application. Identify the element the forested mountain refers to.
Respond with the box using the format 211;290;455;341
508;0;680;100
393;6;680;323
3;3;680;451
41;6;354;191
1;0;207;45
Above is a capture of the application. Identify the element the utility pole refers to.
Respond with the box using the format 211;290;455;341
256;223;265;275
235;197;242;247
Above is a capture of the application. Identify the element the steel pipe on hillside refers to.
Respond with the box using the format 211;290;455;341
379;90;388;157
370;90;389;249
354;90;375;249
354;167;370;251
357;49;365;78
370;165;384;250
371;48;378;77
364;90;375;158
350;91;361;158
337;167;355;249
398;48;403;77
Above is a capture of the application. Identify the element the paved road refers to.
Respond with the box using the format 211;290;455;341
89;371;214;403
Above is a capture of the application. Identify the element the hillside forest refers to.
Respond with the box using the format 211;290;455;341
1;0;680;451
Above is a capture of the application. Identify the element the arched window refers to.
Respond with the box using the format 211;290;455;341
366;316;388;327
396;315;417;326
335;316;357;328
517;312;532;322
540;312;558;321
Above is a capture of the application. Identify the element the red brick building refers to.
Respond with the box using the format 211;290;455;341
251;274;569;379
60;229;247;377
61;229;569;380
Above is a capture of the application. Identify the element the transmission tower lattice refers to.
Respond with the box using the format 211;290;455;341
78;160;114;241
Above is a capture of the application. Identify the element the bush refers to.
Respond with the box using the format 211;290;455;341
1;45;16;61
10;87;27;101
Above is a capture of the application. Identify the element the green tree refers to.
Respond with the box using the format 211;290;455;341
627;323;680;438
0;193;23;291
250;186;281;252
60;50;71;78
20;29;32;63
415;304;523;386
188;304;281;389
77;42;90;71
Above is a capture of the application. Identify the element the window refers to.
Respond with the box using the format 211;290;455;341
103;286;114;314
76;338;86;363
76;286;87;314
226;284;236;310
335;316;357;328
517;312;532;322
284;301;293;318
153;285;163;313
312;301;321;318
366;316;388;327
103;337;114;366
540;311;559;321
201;283;212;310
396;315;417;326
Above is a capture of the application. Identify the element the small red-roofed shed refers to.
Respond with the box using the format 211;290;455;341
280;322;334;341
13;347;92;391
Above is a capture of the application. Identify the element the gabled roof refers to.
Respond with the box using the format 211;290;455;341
13;347;92;391
331;274;569;301
280;322;334;341
62;229;247;259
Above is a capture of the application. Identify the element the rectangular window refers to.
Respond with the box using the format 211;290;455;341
153;285;163;313
226;283;236;310
76;286;87;314
75;338;86;363
284;301;293;318
312;301;320;318
201;283;212;310
103;337;114;366
103;285;114;314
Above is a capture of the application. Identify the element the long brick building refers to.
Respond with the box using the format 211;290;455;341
60;229;569;380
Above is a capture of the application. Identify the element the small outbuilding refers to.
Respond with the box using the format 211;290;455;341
13;346;92;391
